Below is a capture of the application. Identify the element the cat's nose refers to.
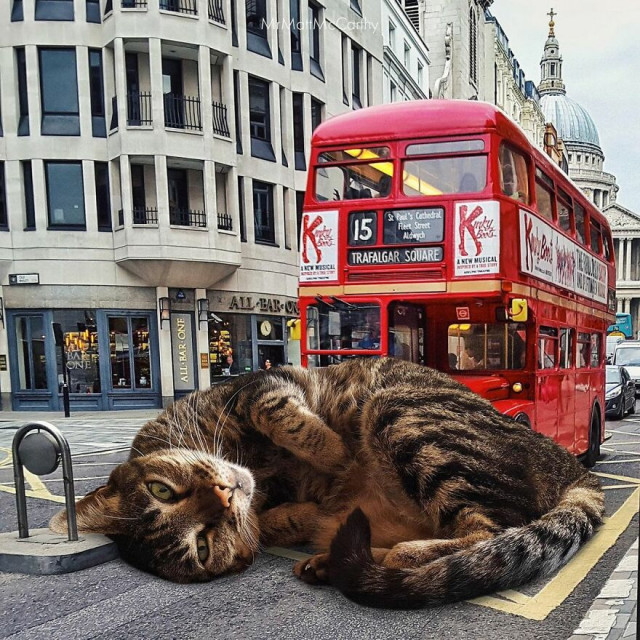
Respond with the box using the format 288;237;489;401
213;485;233;508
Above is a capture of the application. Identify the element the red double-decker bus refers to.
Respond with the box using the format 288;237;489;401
298;100;616;466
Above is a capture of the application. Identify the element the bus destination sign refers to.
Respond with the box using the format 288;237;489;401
348;246;443;266
383;208;444;244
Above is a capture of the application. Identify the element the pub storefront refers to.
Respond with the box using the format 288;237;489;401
7;308;162;411
207;293;300;384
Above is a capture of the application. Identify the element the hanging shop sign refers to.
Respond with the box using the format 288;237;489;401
170;313;195;391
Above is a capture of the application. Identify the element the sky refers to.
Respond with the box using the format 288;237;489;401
490;0;640;214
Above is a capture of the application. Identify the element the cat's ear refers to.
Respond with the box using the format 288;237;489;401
49;484;126;535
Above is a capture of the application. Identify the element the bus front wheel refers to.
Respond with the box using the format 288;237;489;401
583;407;601;468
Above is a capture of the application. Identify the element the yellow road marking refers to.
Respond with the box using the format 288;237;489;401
471;477;639;620
603;484;640;490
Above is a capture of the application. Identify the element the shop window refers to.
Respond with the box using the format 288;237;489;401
209;313;252;379
53;310;101;394
45;161;86;228
15;315;48;390
109;316;151;390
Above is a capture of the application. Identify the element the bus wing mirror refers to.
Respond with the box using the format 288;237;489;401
509;299;528;322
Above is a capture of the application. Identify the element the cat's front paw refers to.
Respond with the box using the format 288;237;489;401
293;552;330;585
310;435;350;474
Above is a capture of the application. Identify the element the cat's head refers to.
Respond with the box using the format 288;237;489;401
50;449;259;582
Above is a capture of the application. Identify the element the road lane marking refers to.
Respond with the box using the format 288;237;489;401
597;458;640;464
470;480;639;620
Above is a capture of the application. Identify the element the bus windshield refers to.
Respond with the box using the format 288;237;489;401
315;147;392;202
448;322;527;371
306;300;381;351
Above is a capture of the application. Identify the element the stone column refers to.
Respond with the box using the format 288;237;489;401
625;238;633;281
618;238;625;281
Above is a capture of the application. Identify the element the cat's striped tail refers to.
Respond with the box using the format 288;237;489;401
326;474;604;609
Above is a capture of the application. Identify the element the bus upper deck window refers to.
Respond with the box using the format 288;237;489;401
589;219;602;254
498;143;529;204
574;202;586;244
314;147;392;202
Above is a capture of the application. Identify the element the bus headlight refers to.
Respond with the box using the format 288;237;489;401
512;382;523;393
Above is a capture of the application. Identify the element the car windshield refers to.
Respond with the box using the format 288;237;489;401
606;367;622;384
615;347;640;367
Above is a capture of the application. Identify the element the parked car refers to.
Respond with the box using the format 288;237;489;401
605;365;636;420
612;340;640;396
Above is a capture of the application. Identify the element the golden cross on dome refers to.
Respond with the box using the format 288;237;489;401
547;8;556;35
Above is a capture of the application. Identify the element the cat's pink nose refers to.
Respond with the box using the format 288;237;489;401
213;485;233;508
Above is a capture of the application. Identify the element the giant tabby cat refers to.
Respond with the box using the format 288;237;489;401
51;358;604;608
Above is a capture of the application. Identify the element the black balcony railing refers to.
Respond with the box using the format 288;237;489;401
217;212;233;231
127;91;152;126
110;96;118;130
208;0;224;22
160;0;197;15
164;94;202;131
212;101;230;137
170;209;207;227
121;0;147;7
133;207;158;224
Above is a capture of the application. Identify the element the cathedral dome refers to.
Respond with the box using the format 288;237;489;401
540;93;600;147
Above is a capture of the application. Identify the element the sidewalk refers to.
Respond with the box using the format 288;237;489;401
0;409;159;424
572;538;638;640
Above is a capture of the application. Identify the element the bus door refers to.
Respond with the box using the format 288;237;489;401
556;328;576;451
388;303;425;364
536;326;560;441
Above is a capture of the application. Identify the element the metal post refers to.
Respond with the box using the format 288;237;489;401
12;422;78;541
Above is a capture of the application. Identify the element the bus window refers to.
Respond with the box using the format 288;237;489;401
314;147;392;202
603;230;612;261
402;156;486;197
499;143;529;203
538;326;558;369
535;168;554;221
577;332;590;367
574;202;586;244
557;188;572;233
589;219;602;254
306;300;380;352
590;333;601;367
448;323;526;371
559;328;574;368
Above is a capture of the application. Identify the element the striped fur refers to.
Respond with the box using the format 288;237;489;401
50;358;604;602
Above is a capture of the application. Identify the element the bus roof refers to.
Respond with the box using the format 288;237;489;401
312;100;530;148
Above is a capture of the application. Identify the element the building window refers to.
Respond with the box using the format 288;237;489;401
86;0;100;22
350;0;361;15
233;71;242;154
0;163;8;229
230;0;238;45
404;41;410;68
246;0;271;57
16;48;29;136
89;49;106;137
311;97;323;131
295;190;304;248
292;93;305;171
238;176;247;242
95;162;111;231
253;180;275;244
39;48;80;136
249;76;275;161
469;6;477;85
22;161;35;230
417;60;424;87
352;44;362;108
290;0;302;70
390;80;396;102
388;21;396;50
341;36;349;105
45;161;86;228
308;2;323;80
11;0;24;21
35;0;74;20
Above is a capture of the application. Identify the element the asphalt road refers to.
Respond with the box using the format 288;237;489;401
0;410;638;640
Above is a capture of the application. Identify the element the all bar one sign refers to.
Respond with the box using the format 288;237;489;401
170;313;195;391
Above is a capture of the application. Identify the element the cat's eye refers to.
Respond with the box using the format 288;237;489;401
148;481;175;501
196;535;209;563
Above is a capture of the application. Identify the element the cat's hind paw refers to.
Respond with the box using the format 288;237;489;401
293;553;330;585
